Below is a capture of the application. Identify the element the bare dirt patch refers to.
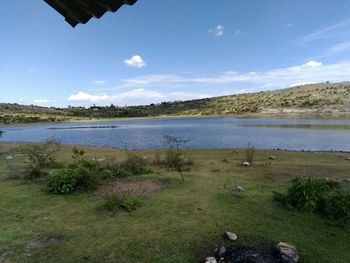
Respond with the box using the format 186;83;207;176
95;179;164;197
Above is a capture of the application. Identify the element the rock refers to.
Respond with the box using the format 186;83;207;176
205;257;217;263
269;155;276;160
225;231;238;241
5;156;13;160
344;179;350;183
235;186;245;192
27;235;65;250
278;242;298;263
345;157;350;161
215;246;226;257
243;162;251;167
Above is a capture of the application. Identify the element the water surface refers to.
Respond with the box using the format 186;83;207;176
1;117;350;151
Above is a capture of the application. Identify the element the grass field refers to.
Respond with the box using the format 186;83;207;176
0;143;350;263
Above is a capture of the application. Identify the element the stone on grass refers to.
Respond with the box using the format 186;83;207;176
225;231;238;241
205;257;217;263
243;162;251;167
235;186;245;192
346;157;350;161
5;156;13;160
278;242;299;263
269;155;276;160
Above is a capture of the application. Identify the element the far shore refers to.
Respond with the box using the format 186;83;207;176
2;111;350;128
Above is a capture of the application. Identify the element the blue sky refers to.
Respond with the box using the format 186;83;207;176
1;0;350;107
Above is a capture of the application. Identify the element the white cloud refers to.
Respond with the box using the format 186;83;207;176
113;59;350;90
208;25;224;37
68;88;163;105
93;80;107;86
33;99;50;104
124;55;146;68
302;60;323;67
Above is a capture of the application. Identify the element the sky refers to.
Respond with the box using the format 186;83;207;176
1;0;350;107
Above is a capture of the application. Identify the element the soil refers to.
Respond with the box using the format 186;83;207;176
95;179;164;197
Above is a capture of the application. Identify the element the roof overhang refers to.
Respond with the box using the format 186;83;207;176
44;0;138;27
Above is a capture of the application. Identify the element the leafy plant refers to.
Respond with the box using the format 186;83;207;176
104;193;141;214
47;168;77;194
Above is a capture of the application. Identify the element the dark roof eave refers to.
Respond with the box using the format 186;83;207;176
44;0;138;27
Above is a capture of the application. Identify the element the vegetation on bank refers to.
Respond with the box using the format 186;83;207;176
1;142;350;262
1;82;350;124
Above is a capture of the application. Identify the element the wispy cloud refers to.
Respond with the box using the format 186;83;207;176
124;55;146;68
295;18;350;45
93;80;107;86
208;25;224;37
33;99;51;104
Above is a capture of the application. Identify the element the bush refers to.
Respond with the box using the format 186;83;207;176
104;193;141;214
274;177;350;223
114;167;133;178
47;164;99;194
18;139;61;179
120;153;151;175
47;169;77;194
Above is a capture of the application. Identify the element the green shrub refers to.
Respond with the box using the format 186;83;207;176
104;193;141;213
323;191;350;223
121;154;151;175
47;164;99;194
274;177;350;223
47;169;77;194
101;169;114;179
18;139;61;179
114;167;133;178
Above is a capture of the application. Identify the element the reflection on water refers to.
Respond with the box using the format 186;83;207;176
1;117;350;151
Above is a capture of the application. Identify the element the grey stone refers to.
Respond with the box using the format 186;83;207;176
215;246;226;257
269;155;276;160
235;186;245;192
27;235;65;250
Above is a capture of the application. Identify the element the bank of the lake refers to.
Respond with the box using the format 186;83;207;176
1;143;350;263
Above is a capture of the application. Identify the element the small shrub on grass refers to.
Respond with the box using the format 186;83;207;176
274;177;350;223
18;139;61;179
164;135;191;183
114;167;133;178
47;165;99;194
104;193;141;214
121;153;152;175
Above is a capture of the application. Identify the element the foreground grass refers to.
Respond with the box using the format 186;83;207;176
0;143;350;262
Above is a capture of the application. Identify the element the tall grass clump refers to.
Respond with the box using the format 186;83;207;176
245;144;256;164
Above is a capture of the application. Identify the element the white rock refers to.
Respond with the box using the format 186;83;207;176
236;186;245;192
6;156;13;160
225;231;238;241
278;242;299;263
205;257;217;263
243;162;251;167
269;155;276;160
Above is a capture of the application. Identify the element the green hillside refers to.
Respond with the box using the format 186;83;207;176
1;82;350;124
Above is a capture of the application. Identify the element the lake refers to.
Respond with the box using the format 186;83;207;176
1;117;350;151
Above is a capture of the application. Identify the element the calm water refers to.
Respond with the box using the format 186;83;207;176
1;117;350;151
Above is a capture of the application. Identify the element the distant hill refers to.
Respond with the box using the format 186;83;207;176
1;82;350;124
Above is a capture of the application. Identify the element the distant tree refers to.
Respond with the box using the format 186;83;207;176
0;130;4;137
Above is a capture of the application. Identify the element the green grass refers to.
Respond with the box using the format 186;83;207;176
0;143;350;262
